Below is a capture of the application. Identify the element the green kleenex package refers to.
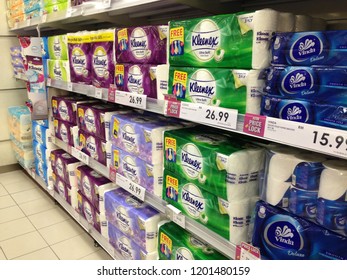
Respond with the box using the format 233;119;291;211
44;2;68;14
158;221;229;260
164;126;264;202
47;35;68;60
48;59;70;82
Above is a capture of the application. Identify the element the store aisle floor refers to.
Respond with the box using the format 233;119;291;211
0;169;112;260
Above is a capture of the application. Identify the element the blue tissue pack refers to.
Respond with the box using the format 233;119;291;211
252;200;347;260
272;31;347;66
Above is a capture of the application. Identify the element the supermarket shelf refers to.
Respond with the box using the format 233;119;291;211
14;73;28;82
53;137;237;259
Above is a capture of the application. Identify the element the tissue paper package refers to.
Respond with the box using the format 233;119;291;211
53;151;83;187
25;56;45;93
53;172;72;205
252;200;347;260
48;60;70;82
35;159;51;185
11;141;34;168
19;36;42;57
105;188;161;252
116;26;168;64
111;112;184;165
68;32;92;85
169;10;279;69
23;0;41;14
7;106;32;142
164;126;264;202
314;103;347;130
47;34;68;60
115;63;157;98
108;222;158;260
158;221;228;260
272;31;347;67
77;102;120;140
33;140;52;166
41;37;49;59
77;129;107;165
32;121;52;147
110;145;163;197
78;190;101;232
91;29;115;88
52;95;96;125
53;118;75;146
35;119;49;128
265;66;347;101
44;2;68;14
76;165;113;212
50;149;65;170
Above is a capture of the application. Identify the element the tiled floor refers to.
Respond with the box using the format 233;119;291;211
0;169;112;260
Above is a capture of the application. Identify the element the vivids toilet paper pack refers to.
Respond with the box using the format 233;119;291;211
53;151;83;187
47;35;68;60
78;190;101;232
68;32;92;84
115;63;157;98
76;165;113;212
48;59;70;82
111;112;184;165
272;30;347;67
110;145;163;197
158;221;228;260
77;129;107;165
53;118;75;146
108;222;158;260
53;171;72;205
116;26;168;64
252;200;347;260
105;188;161;252
91;29;115;88
164;126;264;202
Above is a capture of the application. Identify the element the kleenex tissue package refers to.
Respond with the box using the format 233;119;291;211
48;60;71;82
32;121;53;148
53;172;72;205
47;34;68;60
77;129;107;165
35;159;52;185
164;126;264;202
252;200;347;260
33;140;52;167
53;118;75;146
53;151;83;187
158;221;228;260
7;106;32;142
105;188;161;252
108;222;158;260
78;190;101;232
272;30;347;67
76;165;113;212
115;26;168;64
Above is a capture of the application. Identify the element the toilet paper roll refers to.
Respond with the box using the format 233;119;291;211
156;64;169;100
229;199;251;245
252;9;279;69
295;15;312;32
318;160;347;201
311;17;327;31
246;69;265;115
277;12;295;32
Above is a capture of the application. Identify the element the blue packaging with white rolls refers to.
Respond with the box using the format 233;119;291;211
288;186;318;220
252;200;347;260
314;103;347;130
272;30;347;66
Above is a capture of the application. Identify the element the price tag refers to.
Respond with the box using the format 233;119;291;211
71;147;89;165
115;91;147;110
264;117;347;158
179;103;238;130
95;87;103;99
26;19;31;27
102;0;111;8
243;113;266;137
166;205;186;228
108;85;116;103
46;78;51;86
67;82;73;91
41;13;47;23
235;242;261;260
164;99;181;118
116;173;146;201
109;166;117;182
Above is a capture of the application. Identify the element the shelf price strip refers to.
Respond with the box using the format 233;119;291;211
116;173;146;201
115;91;147;110
71;147;89;165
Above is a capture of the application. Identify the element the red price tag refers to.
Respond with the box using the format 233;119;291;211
165;99;181;118
108;85;116;103
243;113;266;137
109;166;117;182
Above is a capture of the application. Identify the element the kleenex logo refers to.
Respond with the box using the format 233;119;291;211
122;132;136;144
189;82;215;97
182;152;202;172
93;56;107;66
181;144;203;179
128;75;142;86
182;190;204;212
131;38;147;49
181;183;205;218
123;162;137;176
192;34;219;48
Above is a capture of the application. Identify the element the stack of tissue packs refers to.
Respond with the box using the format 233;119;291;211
47;34;70;82
163;126;264;244
23;0;43;20
252;200;347;260
10;46;25;75
7;106;34;168
104;188;161;259
114;25;168;98
158;221;228;260
6;0;25;28
261;30;347;130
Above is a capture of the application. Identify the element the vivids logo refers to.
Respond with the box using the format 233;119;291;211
191;19;220;61
176;247;194;260
281;69;314;95
116;206;131;234
118;236;133;260
121;124;138;152
181;143;202;179
123;156;139;183
93;46;108;78
84;109;96;133
127;65;143;93
72;47;87;75
290;35;323;63
58;101;69;121
181;183;205;218
189;69;216;104
280;103;309;122
130;27;149;60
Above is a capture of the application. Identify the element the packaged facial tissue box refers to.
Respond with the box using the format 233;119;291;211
53;151;83;187
41;37;49;59
78;190;101;232
48;60;70;82
48;34;68;60
252;200;347;260
7;106;32;142
77;102;120;140
111;112;183;165
108;222;158;260
158;221;228;260
50;149;65;170
115;63;157;98
19;36;42;57
105;188;161;252
25;56;45;93
32;121;53;147
272;30;347;67
33;140;53;167
44;2;68;14
53;172;72;205
77;129;107;165
116;26;168;64
76;165;113;212
110;144;163;197
53;118;75;146
164;126;264;202
314;103;347;130
35;159;50;185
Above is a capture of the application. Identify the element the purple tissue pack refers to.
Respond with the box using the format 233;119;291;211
53;118;75;146
78;190;101;232
53;172;71;205
53;151;83;187
115;26;168;64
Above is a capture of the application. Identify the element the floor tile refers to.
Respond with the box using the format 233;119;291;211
0;217;36;241
0;195;16;209
0;171;29;185
39;219;85;245
80;248;113;260
18;197;57;216
11;188;47;204
0;184;8;197
28;207;71;230
3;179;37;194
0;248;6;260
14;247;58;260
51;233;100;260
0;231;48;259
0;205;25;224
